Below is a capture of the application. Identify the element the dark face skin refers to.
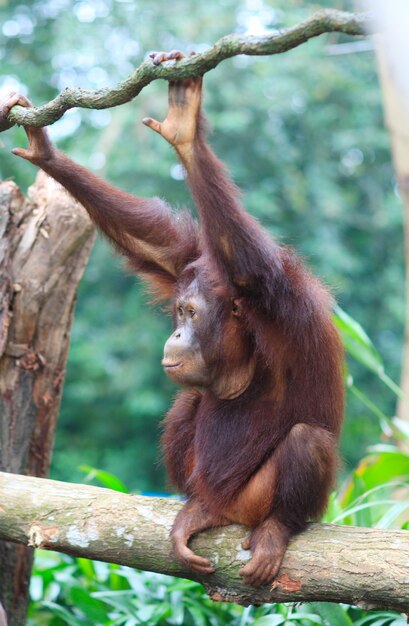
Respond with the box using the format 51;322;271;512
162;283;214;387
162;280;250;396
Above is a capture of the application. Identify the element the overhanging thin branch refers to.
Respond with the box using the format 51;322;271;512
0;471;407;612
4;9;372;130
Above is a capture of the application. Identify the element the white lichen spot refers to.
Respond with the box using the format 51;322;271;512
31;493;40;506
114;527;133;545
136;503;171;526
235;544;251;562
66;523;99;547
87;522;99;542
214;536;223;545
124;533;134;547
67;525;90;548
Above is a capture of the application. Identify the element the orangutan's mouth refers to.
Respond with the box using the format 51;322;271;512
162;361;182;369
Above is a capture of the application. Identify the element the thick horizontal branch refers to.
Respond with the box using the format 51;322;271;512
5;9;371;130
0;472;408;611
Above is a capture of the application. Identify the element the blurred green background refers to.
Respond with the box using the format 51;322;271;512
0;0;404;494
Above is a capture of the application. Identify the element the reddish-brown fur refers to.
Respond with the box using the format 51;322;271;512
1;75;344;587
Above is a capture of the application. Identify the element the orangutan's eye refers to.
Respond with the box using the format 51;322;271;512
188;309;196;319
177;306;184;317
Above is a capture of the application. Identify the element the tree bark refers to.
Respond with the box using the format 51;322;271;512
375;38;409;427
0;471;408;613
0;174;95;625
2;9;371;130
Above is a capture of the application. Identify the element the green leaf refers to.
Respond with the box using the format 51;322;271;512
80;465;129;493
306;602;353;626
42;603;85;626
349;385;389;421
353;452;409;491
354;613;406;626
168;590;185;624
76;558;96;581
251;616;287;626
186;604;208;626
341;452;409;511
67;586;109;622
333;306;402;398
284;613;322;624
321;492;344;523
92;590;137;613
331;500;396;525
375;501;409;529
333;306;382;372
340;471;368;518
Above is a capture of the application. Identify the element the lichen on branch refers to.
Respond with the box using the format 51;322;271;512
4;8;371;130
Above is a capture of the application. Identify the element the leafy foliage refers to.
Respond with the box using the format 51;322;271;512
28;553;408;625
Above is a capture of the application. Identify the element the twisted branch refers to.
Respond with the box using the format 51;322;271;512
4;9;372;130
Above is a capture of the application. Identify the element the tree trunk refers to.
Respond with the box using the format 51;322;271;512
375;38;409;424
0;173;95;626
0;471;408;613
